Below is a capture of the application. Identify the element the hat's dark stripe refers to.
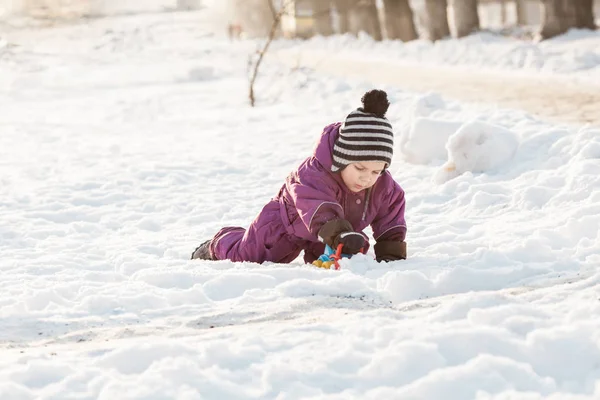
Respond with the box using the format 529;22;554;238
344;120;392;128
332;159;347;170
341;128;394;135
335;143;394;153
338;136;394;145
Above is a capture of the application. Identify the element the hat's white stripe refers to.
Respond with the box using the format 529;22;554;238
332;154;391;166
342;124;393;133
348;110;388;118
344;116;392;125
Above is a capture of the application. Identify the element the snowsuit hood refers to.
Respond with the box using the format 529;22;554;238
313;122;340;171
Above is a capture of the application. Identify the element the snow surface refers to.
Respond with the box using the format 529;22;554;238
1;6;600;400
433;119;520;184
291;28;600;82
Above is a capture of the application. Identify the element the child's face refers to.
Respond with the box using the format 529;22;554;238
340;161;386;193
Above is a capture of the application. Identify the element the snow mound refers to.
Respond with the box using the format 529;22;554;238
400;117;463;164
435;120;520;183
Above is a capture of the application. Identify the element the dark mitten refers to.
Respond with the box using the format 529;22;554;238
318;219;366;255
318;219;353;247
335;232;366;255
374;240;407;262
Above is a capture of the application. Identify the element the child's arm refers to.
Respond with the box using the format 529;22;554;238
371;180;407;261
288;160;366;252
288;173;345;240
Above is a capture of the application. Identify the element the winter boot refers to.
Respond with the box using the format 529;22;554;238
191;240;214;260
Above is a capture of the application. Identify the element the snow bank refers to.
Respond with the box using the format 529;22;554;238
1;7;600;400
289;29;600;81
435;120;520;183
400;117;463;164
397;94;519;182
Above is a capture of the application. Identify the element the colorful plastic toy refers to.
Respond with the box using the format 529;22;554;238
312;243;362;270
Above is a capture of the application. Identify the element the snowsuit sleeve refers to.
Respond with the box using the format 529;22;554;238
371;176;407;242
287;159;344;240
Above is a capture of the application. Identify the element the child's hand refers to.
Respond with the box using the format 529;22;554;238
318;219;366;255
374;240;407;261
335;232;366;255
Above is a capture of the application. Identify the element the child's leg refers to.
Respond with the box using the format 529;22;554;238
211;201;302;263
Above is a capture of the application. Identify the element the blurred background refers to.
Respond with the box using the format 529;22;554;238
0;0;598;42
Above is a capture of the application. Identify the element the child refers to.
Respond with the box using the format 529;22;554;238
191;89;407;264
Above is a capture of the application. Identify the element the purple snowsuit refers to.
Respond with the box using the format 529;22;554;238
210;123;407;264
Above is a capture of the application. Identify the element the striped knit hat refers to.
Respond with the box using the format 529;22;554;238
332;89;394;172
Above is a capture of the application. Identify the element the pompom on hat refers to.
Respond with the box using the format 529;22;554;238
331;89;394;172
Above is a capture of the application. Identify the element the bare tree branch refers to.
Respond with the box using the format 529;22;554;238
249;0;294;107
267;0;277;20
247;0;374;107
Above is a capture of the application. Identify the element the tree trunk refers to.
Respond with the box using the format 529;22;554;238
500;0;507;25
539;0;595;40
449;0;480;38
311;0;334;36
351;0;383;40
424;0;450;41
332;0;352;33
575;0;596;29
515;0;527;25
382;0;418;41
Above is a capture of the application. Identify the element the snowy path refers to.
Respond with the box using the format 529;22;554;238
275;48;600;127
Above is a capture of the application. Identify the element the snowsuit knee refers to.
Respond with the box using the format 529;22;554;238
211;200;325;264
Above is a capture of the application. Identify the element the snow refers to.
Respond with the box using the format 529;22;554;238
401;116;463;164
1;4;600;399
291;29;600;82
434;120;520;183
